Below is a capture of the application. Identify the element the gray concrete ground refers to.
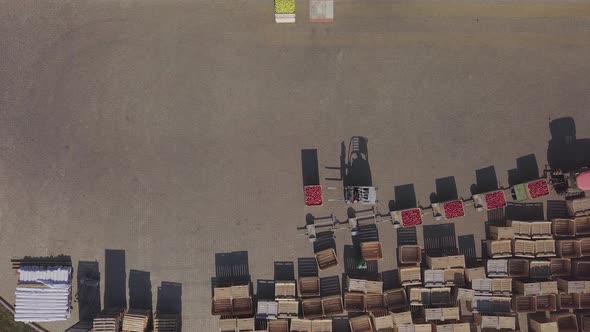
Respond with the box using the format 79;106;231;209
1;0;590;331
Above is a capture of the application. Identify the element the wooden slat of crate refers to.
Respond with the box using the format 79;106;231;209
349;315;373;332
290;318;312;332
154;313;178;332
316;249;338;270
321;295;343;316
347;277;367;293
122;310;149;332
344;292;365;312
302;297;323;319
267;319;289;332
299;276;320;297
311;319;332;332
275;281;296;298
360;241;383;261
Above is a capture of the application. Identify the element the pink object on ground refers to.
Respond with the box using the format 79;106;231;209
577;171;590;191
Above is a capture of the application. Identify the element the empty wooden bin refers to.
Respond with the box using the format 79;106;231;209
550;312;578;332
529;315;558;332
371;312;394;331
557;277;589;294
508;259;530;277
321;295;343;316
349;315;373;332
301;297;323;319
315;249;338;270
399;266;422;286
299;276;320;297
535;294;557;311
550;258;571;277
580;238;590;257
360;241;383;261
399;245;422;265
364;293;386;312
344;292;365;312
557;292;580;309
311;319;332;332
575;216;590;236
557;239;581;258
513;295;537;313
212;287;233;316
277;299;298;318
573;260;590;278
391;311;413;325
384;288;407;311
290;319;312;332
267;319;289;332
553;219;576;237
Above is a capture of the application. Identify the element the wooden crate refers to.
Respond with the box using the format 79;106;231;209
540;280;558;294
499;316;516;330
360;241;383;261
447;255;465;268
423;270;444;288
443;268;465;287
218;318;236;332
550;258;572;277
257;300;278;319
580;238;590;257
557;292;580;309
233;297;253;316
487;240;512;258
302;297;323;319
122;309;150;332
529;315;558;332
575;216;590;236
365;293;386;312
153;313;179;332
552;219;576;237
212;287;233;316
508;258;530;277
366;280;383;294
347;277;367;293
530;260;551;279
267;319;289;332
531;221;553;239
299;276;320;297
290;318;312;332
580;293;590;309
311;319;332;332
315;249;338;270
391;311;412;325
277;299;298;318
236;318;254;332
536;239;556;257
486;259;508;277
430;287;452;306
93;309;123;332
550;312;578;332
464;267;485;282
513;239;535;258
349;315;373;332
400;266;421;286
514;280;541;295
371;312;394;330
321;295;343;316
535;294;557;311
557;277;587;294
426;255;448;270
399;245;422;265
384;288;407;311
567;198;590;217
344;292;365;312
573;260;590;278
275;281;296;299
509;220;532;239
409;288;430;305
489;226;514;240
557;239;581;258
513;295;537;313
577;311;590;332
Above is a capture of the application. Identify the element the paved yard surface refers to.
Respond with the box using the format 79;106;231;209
1;0;590;330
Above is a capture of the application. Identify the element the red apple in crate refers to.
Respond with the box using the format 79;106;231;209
401;208;422;227
485;191;506;210
527;179;549;198
443;200;465;219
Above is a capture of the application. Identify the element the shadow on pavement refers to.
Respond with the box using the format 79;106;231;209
104;249;126;310
77;260;101;322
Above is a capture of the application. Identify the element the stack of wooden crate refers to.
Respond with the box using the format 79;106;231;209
153;312;179;332
122;309;150;332
93;309;123;332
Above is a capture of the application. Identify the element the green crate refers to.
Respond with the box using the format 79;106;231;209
512;183;528;201
275;0;295;14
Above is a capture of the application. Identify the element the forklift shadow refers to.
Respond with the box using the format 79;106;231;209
547;117;590;171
